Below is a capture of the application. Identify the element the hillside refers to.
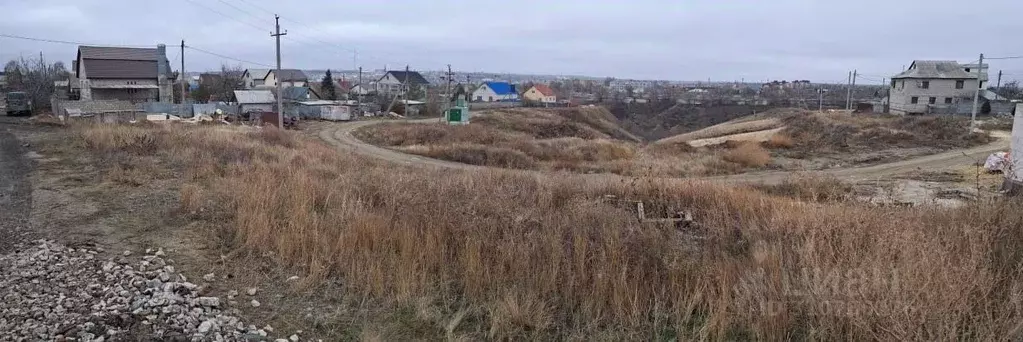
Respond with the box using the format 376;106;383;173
354;107;773;176
604;101;777;140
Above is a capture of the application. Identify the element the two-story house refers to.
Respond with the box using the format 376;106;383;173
889;60;983;115
75;45;173;102
242;69;270;89
375;70;429;99
264;69;308;88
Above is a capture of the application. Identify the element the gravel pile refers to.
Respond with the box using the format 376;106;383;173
0;240;301;341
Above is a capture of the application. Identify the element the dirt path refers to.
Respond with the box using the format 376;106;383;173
0;117;34;253
314;119;1010;184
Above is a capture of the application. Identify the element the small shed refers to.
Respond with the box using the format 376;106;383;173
295;100;352;121
234;90;275;113
399;100;426;116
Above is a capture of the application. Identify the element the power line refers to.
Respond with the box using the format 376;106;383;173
185;0;377;68
228;0;420;68
185;45;273;68
213;0;269;24
986;55;1023;60
0;33;149;48
181;0;265;32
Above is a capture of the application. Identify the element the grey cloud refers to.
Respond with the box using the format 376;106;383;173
2;0;1023;82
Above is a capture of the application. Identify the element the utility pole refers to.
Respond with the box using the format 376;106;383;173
884;77;890;113
446;64;453;113
997;70;1003;92
357;66;362;107
180;40;186;104
818;87;825;112
971;53;983;130
404;65;410;102
850;69;857;109
845;71;852;110
271;14;287;128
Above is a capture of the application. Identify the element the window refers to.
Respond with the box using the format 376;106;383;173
910;97;919;104
945;97;953;104
965;68;971;73
920;81;930;89
955;80;964;89
928;97;936;104
980;81;985;88
890;79;896;88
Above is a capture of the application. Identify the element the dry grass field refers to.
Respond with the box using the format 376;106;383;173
356;107;994;178
355;107;778;177
71;122;1023;340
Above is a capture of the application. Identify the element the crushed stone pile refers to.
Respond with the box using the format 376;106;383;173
0;240;303;341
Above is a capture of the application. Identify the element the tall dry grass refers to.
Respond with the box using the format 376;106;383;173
78;123;1023;340
722;142;772;168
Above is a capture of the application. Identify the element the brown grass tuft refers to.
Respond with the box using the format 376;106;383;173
763;133;794;149
753;174;854;202
721;142;771;167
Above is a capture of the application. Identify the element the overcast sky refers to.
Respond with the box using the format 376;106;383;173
2;0;1023;83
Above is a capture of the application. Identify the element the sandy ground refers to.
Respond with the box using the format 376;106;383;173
656;118;782;144
687;127;784;147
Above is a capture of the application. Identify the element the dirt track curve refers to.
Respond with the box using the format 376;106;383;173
315;119;1010;184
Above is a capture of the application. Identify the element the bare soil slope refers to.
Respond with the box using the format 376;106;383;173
605;101;778;140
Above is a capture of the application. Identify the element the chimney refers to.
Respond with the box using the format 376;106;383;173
156;44;168;76
156;44;171;102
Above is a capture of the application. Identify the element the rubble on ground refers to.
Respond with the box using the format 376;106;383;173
0;240;302;341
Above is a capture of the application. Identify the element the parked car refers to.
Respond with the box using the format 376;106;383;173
5;92;31;116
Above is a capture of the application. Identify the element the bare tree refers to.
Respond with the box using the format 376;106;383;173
3;55;68;112
994;81;1022;100
192;64;245;103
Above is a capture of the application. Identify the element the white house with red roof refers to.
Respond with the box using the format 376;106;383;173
523;84;557;104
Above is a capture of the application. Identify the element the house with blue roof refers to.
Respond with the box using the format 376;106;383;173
471;81;519;102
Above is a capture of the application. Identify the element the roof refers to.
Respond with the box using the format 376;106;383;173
298;100;337;106
983;89;1008;101
383;71;429;85
280;86;311;101
77;45;167;79
233;90;275;104
79;46;160;61
483;81;516;95
532;84;555;96
245;68;271;80
81;59;159;79
270;69;308;82
892;60;975;79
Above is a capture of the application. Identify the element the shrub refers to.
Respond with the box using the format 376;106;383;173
722;142;771;167
763;133;794;149
419;144;538;169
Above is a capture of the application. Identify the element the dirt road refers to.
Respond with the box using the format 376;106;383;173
0;117;34;253
314;119;1010;184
